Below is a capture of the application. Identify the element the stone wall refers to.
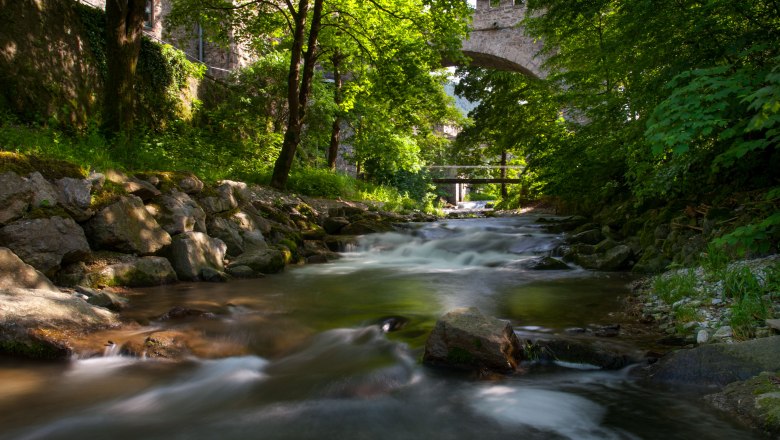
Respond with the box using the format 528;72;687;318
459;0;546;77
76;0;253;78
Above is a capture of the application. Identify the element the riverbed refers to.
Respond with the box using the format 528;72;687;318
0;216;759;439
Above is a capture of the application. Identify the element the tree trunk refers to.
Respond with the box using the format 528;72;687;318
500;150;508;198
270;0;324;189
103;0;145;136
327;53;344;170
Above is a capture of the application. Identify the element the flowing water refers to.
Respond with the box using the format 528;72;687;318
0;216;759;439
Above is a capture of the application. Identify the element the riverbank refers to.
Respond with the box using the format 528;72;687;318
0;157;434;359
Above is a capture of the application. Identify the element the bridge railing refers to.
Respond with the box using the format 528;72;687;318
425;165;525;184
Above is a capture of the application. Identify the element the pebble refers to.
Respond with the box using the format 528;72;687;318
713;326;733;339
711;298;723;306
696;329;709;344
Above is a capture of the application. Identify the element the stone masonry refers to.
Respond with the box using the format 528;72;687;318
456;0;546;78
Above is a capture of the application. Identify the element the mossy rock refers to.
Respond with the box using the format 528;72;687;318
89;180;128;210
0;152;87;180
0;336;69;360
705;372;780;437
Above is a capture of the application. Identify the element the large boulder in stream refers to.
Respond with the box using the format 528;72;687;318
528;335;644;369
423;307;523;373
645;336;780;388
0;251;118;359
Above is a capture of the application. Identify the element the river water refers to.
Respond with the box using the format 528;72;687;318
0;216;759;439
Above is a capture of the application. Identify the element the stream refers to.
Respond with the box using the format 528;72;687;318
0;216;759;439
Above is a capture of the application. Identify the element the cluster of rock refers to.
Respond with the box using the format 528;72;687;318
0;169;424;287
0;167;428;358
631;257;780;348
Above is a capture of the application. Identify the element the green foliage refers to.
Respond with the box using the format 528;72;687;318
76;3;204;131
75;2;107;79
135;42;206;130
285;167;355;199
520;0;780;217
714;210;780;256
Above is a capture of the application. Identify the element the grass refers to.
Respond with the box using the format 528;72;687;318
722;263;777;340
0;118;441;214
652;269;699;304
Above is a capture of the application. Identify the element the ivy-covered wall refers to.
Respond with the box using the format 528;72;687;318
0;0;102;127
0;0;204;130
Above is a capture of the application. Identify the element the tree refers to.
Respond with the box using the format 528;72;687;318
103;0;146;135
453;67;566;200
168;0;470;189
520;0;780;206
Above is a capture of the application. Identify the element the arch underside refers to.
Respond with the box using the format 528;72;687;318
444;51;541;78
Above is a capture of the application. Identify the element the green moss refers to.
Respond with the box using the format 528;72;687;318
0;338;68;360
0;152;87;179
24;205;72;220
90;180;126;209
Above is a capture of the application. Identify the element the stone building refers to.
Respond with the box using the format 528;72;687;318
78;0;252;78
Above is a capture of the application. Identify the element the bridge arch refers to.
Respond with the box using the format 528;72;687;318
446;0;546;78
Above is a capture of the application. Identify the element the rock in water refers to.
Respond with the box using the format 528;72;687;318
423;307;523;373
646;335;780;387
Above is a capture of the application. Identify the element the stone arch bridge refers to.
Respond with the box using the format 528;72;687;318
447;0;546;78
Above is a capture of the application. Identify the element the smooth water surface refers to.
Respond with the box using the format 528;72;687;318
0;216;758;439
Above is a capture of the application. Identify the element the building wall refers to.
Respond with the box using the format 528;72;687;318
76;0;253;78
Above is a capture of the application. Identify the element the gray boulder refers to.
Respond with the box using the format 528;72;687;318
574;244;633;271
76;286;128;311
219;180;252;203
423;307;523;373
529;336;643;369
147;189;206;235
569;229;605;245
28;172;58;208
206;210;268;257
228;247;285;275
0;247;58;291
177;174;204;194
0;287;117;359
56;177;94;221
85;196;171;255
198;183;238;214
704;372;780;437
167;232;227;281
323;216;350;234
0;216;91;276
0;172;31;225
646;336;780;387
90;256;178;287
340;219;394;235
525;256;571;270
105;170;160;201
